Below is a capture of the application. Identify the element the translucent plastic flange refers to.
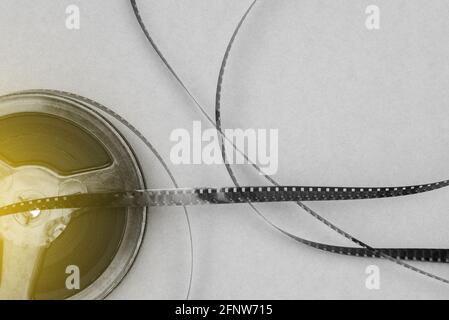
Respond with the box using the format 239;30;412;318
0;91;147;300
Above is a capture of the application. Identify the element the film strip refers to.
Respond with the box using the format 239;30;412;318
1;181;449;215
0;0;448;299
129;0;449;287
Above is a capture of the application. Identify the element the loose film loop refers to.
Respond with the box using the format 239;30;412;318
130;0;449;287
1;1;449;299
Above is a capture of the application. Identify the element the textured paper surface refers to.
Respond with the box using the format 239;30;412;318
1;0;449;299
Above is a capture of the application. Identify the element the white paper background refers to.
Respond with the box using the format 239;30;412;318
1;0;449;299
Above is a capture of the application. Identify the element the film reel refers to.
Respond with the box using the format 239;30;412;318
1;1;449;300
0;92;146;300
1;90;449;299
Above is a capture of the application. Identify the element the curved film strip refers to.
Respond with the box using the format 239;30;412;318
129;0;449;287
1;1;449;300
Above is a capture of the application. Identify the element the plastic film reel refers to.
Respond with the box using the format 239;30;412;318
0;92;146;300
